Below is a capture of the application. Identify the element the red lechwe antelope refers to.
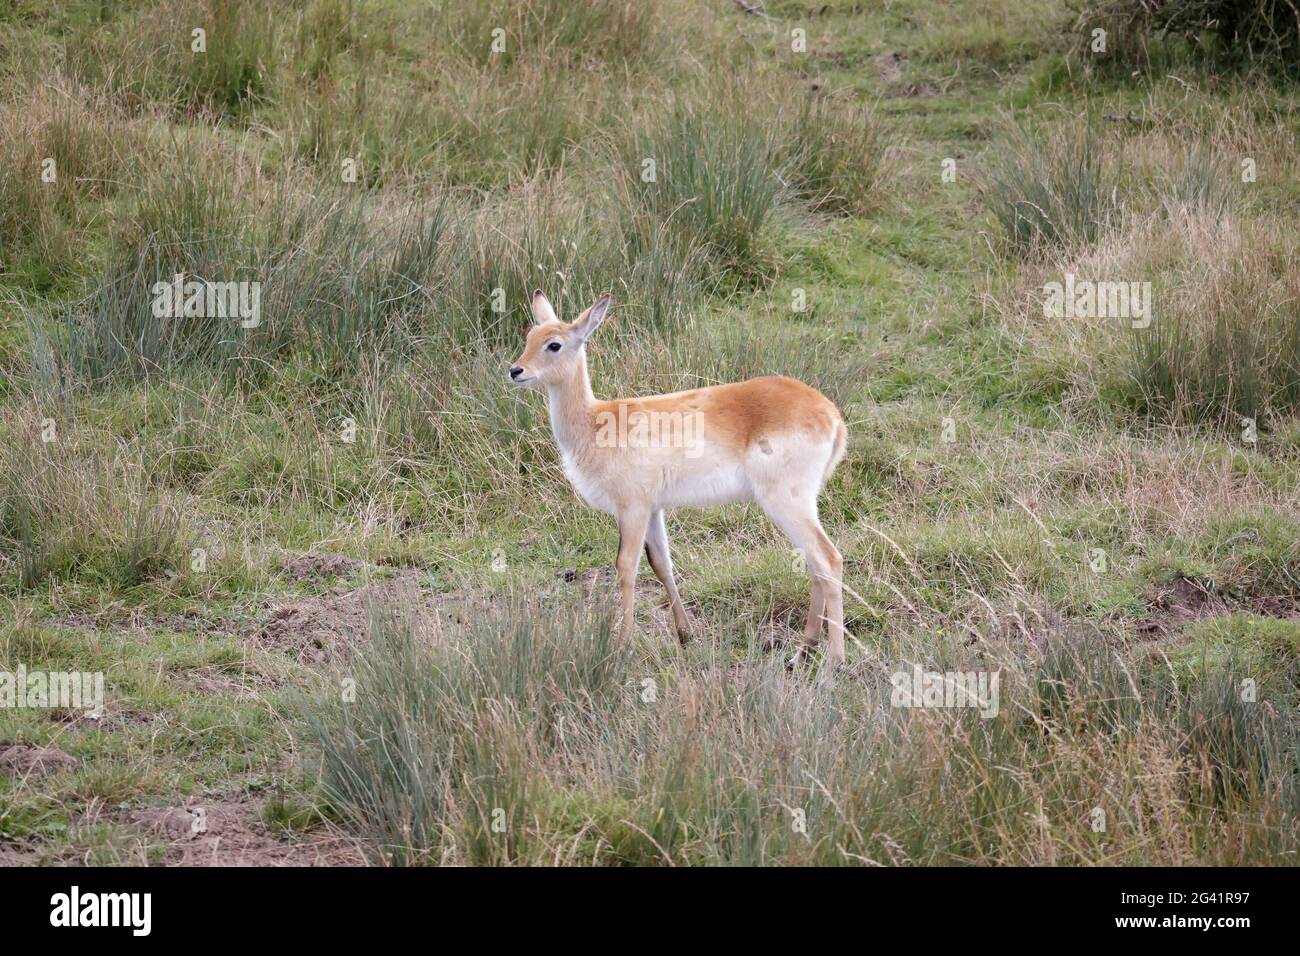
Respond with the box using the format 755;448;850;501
510;290;848;664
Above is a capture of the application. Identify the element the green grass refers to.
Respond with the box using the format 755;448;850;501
306;597;1297;865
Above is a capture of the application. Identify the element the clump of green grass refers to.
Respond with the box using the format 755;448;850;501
1175;669;1297;809
0;80;140;291
1170;613;1300;708
290;0;357;83
1129;219;1300;429
277;0;697;190
65;0;278;118
983;110;1250;259
35;146;454;384
307;597;1300;865
780;94;890;218
983;121;1120;253
181;0;276;113
35;135;713;389
284;56;610;190
617;91;787;284
438;0;670;70
0;406;191;591
309;597;631;865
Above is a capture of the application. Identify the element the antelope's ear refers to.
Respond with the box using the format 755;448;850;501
571;293;612;343
531;289;558;326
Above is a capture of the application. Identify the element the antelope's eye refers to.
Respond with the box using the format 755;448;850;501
547;341;562;353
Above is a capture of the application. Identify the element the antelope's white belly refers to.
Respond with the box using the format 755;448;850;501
657;466;751;509
560;452;751;515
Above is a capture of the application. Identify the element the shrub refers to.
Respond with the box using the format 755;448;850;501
1072;0;1300;77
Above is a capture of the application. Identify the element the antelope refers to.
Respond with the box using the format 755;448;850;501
510;290;848;664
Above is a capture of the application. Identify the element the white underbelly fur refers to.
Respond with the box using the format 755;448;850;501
561;452;751;514
656;467;751;509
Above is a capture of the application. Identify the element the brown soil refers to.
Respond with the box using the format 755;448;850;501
1137;575;1299;639
283;552;364;581
249;570;487;664
0;744;78;777
869;50;943;97
109;796;367;866
0;845;38;866
188;671;263;697
874;51;906;84
54;607;237;638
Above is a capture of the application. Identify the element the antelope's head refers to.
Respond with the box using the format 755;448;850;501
509;290;611;388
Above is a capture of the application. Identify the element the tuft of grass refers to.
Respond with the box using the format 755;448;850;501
983;120;1119;254
309;597;630;865
308;597;1300;865
438;0;670;70
617;88;788;285
34;147;453;384
780;94;890;218
1129;219;1300;429
0;405;191;591
0;79;140;291
66;0;277;118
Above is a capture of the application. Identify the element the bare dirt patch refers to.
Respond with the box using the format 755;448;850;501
1137;575;1300;639
0;744;78;776
252;572;420;664
52;612;99;629
188;671;264;698
874;51;906;84
283;552;364;581
250;572;488;663
53;607;238;638
0;844;38;866
114;797;367;866
868;50;943;97
48;706;158;730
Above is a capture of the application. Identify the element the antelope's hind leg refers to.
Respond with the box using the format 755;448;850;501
755;490;845;666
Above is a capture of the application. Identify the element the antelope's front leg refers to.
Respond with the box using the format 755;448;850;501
614;507;651;641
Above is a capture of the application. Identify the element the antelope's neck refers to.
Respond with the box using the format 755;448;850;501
545;357;596;461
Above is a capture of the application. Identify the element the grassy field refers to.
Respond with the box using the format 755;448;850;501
1;0;1298;865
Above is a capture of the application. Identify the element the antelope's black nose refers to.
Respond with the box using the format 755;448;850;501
510;366;524;380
